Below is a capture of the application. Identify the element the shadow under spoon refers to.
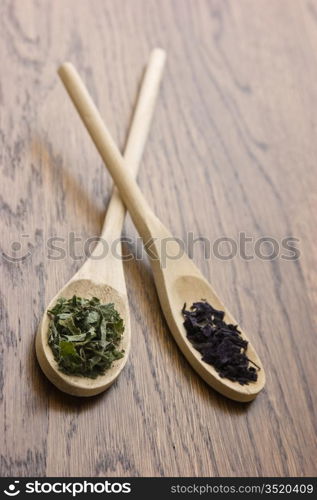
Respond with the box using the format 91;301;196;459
36;49;166;396
58;60;266;402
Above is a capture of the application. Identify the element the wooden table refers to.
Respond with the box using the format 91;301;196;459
1;0;316;477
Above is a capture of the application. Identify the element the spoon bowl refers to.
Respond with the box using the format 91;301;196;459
137;222;265;401
165;273;265;401
36;278;130;397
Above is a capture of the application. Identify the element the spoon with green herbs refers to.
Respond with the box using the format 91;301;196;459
36;49;166;396
58;60;265;402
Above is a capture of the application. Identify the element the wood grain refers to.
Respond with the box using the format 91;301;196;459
0;0;316;477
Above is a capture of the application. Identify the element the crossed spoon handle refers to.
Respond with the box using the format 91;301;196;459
59;62;159;243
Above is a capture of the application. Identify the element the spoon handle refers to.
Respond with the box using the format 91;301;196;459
100;49;166;241
58;49;166;242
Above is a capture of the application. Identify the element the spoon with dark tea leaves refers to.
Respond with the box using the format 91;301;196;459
59;62;266;402
36;49;166;396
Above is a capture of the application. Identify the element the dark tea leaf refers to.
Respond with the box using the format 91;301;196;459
48;296;124;378
182;301;259;385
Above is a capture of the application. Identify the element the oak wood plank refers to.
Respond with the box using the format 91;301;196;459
0;0;316;476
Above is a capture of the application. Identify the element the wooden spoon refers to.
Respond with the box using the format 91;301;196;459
36;49;166;396
58;62;266;402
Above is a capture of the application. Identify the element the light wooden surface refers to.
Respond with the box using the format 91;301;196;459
0;0;317;477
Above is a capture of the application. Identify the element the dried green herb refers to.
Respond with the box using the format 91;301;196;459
48;296;124;378
182;301;259;385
